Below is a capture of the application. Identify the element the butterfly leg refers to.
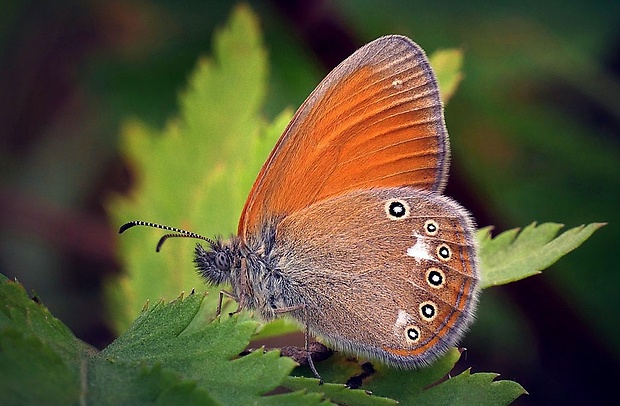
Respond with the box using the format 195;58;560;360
304;323;323;384
274;304;323;384
216;290;238;318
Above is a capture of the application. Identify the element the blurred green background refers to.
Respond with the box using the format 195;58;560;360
1;1;618;404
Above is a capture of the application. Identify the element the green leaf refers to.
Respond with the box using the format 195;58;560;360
430;48;464;103
0;274;326;405
364;348;462;400
364;349;525;404
92;293;306;405
415;369;527;405
285;376;398;406
87;363;220;406
106;4;288;333
0;275;85;405
478;222;606;288
284;349;462;404
285;348;525;405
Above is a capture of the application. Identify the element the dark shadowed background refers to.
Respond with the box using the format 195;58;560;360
1;1;618;404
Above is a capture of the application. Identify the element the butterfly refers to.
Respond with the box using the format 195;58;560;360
120;35;480;383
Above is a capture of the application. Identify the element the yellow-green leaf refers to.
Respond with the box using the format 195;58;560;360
106;4;287;333
430;48;464;103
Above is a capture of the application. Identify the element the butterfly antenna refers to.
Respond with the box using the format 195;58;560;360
119;220;215;252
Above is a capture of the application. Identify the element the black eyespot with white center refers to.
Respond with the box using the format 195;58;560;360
419;301;437;321
437;244;452;261
405;326;420;343
385;199;410;220
424;219;439;236
426;268;445;288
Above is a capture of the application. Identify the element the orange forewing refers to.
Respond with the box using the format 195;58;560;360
239;36;449;239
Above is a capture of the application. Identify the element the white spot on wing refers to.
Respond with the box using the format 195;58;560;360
396;310;409;326
407;235;432;262
394;309;412;336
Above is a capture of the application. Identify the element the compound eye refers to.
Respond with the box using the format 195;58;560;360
214;251;230;271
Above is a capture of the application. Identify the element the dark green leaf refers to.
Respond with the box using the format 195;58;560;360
0;275;325;405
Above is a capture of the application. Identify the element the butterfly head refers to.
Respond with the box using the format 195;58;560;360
194;237;240;286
